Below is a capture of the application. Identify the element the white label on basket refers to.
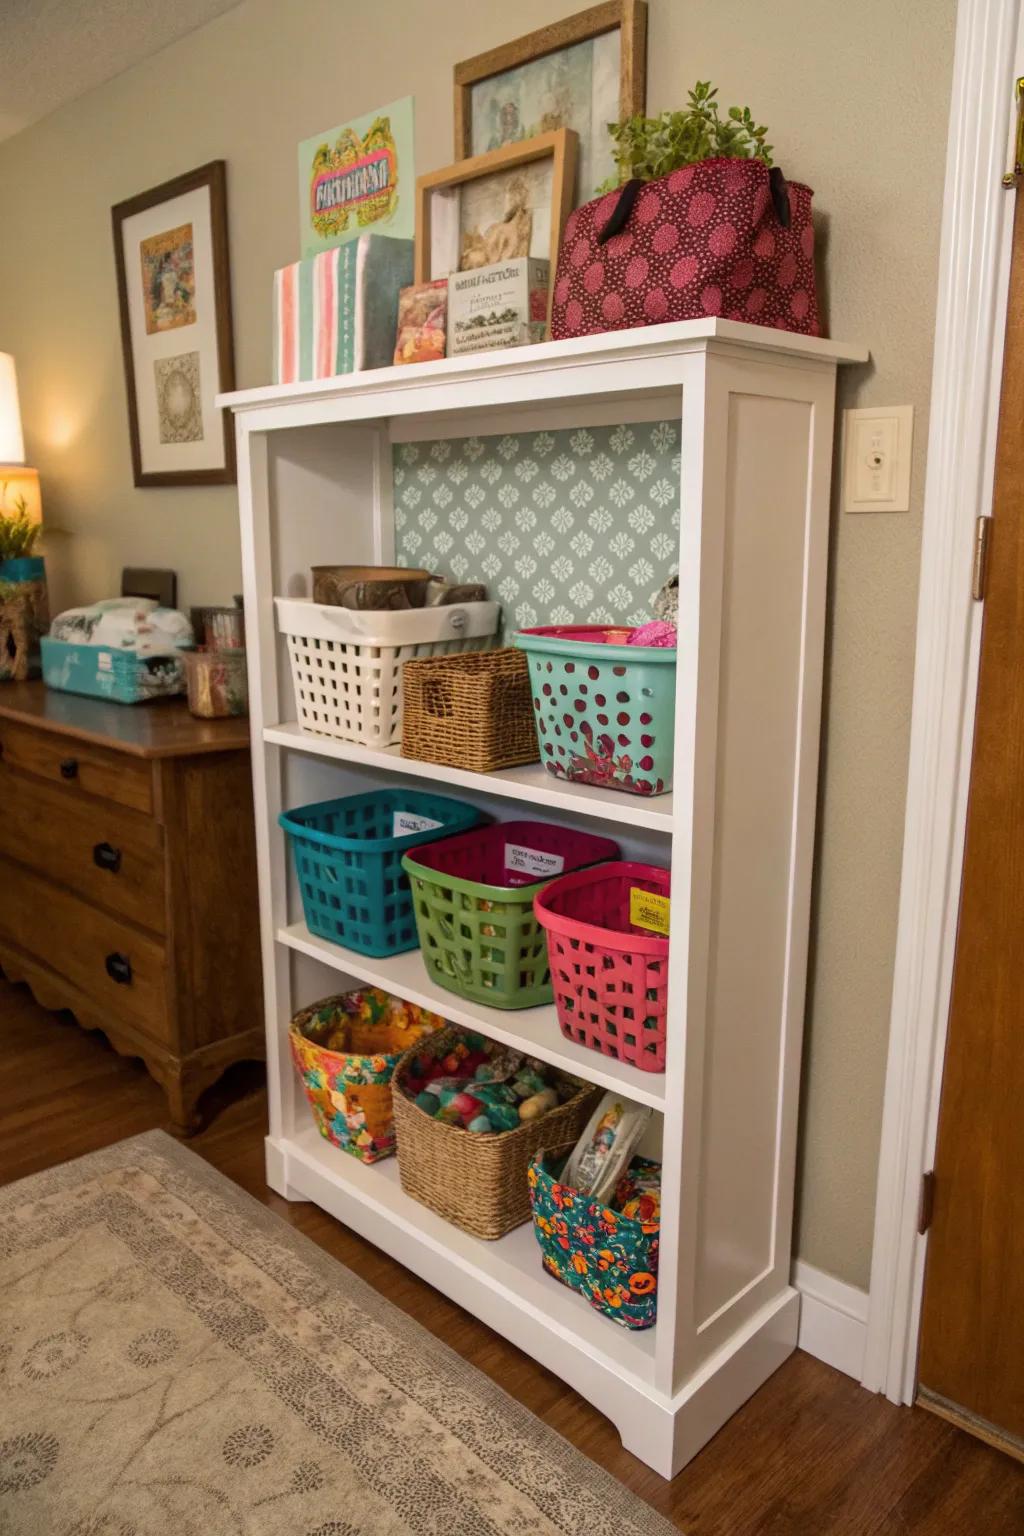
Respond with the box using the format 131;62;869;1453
97;651;113;672
393;811;443;838
505;844;565;880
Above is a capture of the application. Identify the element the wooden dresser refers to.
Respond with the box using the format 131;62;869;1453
0;682;264;1134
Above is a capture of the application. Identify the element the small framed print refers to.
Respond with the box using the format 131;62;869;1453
112;161;236;487
415;129;578;286
454;1;647;202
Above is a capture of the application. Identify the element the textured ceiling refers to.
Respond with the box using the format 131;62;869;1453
0;0;243;142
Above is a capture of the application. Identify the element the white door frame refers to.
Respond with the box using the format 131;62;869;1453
863;0;1024;1404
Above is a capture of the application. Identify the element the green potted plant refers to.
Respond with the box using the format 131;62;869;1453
0;489;48;682
598;82;774;190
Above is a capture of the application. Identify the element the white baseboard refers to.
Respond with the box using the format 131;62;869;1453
792;1260;869;1382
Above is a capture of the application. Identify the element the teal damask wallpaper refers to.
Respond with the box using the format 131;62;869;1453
392;422;681;633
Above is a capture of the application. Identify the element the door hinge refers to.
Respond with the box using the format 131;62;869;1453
972;516;991;601
918;1170;937;1235
1003;76;1024;186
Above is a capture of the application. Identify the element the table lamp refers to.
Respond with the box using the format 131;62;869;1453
0;353;42;529
0;352;47;682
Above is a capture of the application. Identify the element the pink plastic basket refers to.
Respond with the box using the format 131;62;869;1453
535;861;671;1073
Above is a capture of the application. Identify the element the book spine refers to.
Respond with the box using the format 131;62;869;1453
336;245;357;375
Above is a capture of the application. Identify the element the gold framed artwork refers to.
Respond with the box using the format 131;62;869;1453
453;1;647;201
415;129;578;292
112;162;236;487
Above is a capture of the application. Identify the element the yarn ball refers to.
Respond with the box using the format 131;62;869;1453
629;620;676;648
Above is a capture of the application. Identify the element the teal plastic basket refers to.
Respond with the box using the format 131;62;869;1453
280;788;482;958
514;626;676;797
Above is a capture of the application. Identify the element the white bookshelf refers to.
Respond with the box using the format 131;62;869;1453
220;317;866;1478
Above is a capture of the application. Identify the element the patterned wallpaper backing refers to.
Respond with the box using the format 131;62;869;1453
392;421;681;634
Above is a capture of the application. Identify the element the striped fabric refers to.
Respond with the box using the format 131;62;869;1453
272;236;414;384
273;247;355;384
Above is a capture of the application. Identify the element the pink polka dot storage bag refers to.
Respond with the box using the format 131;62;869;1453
550;160;820;340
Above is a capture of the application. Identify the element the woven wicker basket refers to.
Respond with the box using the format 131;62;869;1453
391;1025;601;1239
401;647;539;772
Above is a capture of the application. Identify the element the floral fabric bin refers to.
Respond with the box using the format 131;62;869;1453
290;989;444;1163
528;1151;661;1329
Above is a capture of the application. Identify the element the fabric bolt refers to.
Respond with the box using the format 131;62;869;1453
551;159;820;340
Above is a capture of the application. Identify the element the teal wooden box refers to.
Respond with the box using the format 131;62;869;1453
528;1151;661;1330
40;636;188;704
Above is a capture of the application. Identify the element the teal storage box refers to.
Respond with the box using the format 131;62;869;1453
41;637;188;704
272;236;414;383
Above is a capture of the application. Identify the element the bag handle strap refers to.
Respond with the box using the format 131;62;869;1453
598;164;791;241
768;166;792;228
597;179;644;244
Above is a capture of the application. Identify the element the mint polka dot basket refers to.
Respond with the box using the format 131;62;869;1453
514;626;676;797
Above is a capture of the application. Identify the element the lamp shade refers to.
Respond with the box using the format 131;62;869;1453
0;353;26;466
0;468;41;524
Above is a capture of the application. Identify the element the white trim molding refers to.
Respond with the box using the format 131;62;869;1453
793;1262;868;1382
864;0;1024;1404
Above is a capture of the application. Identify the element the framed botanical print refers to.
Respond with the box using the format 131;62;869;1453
415;129;578;286
453;1;647;202
112;161;236;487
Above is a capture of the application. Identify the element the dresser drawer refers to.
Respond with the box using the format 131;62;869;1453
0;766;166;932
0;860;169;1044
0;718;153;815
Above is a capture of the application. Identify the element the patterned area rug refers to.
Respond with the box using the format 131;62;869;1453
0;1132;675;1535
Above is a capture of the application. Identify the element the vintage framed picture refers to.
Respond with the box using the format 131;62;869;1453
453;0;647;202
112;161;236;487
415;129;578;286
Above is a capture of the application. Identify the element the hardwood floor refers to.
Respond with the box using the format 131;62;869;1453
2;975;1022;1534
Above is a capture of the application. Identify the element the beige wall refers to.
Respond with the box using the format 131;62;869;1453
0;0;956;1288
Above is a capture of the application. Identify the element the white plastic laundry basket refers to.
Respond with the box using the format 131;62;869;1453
275;597;501;749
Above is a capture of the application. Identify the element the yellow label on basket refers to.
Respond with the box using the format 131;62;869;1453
630;888;670;935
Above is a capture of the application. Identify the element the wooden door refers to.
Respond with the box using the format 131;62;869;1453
916;189;1024;1457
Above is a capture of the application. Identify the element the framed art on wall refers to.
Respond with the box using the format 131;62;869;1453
453;1;647;202
112;161;236;487
415;129;578;285
297;96;415;259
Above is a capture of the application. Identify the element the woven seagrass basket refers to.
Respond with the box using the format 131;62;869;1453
401;647;539;773
391;1024;601;1239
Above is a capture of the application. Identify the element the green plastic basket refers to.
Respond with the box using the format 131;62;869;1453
401;821;619;1010
515;626;676;796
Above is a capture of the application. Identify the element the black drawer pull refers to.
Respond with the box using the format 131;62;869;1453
59;758;79;780
93;842;122;873
105;952;132;985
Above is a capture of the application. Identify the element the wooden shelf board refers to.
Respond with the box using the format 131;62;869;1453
218;317;868;414
264;722;674;834
281;1121;660;1389
277;921;668;1111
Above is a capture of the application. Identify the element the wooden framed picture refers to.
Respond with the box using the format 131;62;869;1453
415;128;578;287
453;1;647;202
112;161;236;487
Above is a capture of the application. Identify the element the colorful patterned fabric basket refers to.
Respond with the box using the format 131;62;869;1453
280;788;482;957
535;861;671;1072
392;1025;602;1238
402;821;619;1009
529;1149;661;1328
290;989;444;1162
515;626;675;796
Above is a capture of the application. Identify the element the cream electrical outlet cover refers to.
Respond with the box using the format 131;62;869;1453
842;405;914;512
